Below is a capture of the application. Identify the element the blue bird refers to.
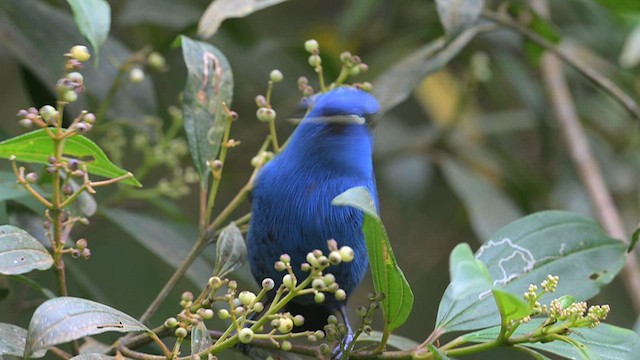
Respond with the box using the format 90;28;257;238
247;86;380;354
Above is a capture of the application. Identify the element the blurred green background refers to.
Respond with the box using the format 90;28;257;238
1;0;640;358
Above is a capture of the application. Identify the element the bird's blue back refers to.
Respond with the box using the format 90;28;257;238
247;87;380;308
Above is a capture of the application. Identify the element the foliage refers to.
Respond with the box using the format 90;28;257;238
0;1;640;360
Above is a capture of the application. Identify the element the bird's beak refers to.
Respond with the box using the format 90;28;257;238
305;114;366;125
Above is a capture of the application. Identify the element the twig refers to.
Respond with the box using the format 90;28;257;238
532;0;640;312
480;9;640;122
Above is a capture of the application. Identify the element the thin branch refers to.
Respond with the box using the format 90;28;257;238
481;9;640;122
533;1;640;312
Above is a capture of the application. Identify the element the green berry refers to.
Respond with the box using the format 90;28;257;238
270;69;283;83
238;291;256;306
129;67;145;84
277;317;293;333
39;105;57;121
147;52;166;70
253;302;264;313
293;314;305;326
304;39;319;53
280;340;292;351
335;289;347;301
283;274;296;288
262;278;275;290
312;278;325;291
164;317;178;328
314;292;325;304
66;72;84;83
218;309;230;319
238;328;254;344
69;45;91;62
199;309;214;319
256;107;276;122
63;91;78;103
329;251;342;265
308;54;322;67
339;246;355;262
175;327;188;338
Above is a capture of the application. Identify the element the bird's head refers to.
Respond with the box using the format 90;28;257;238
283;87;380;175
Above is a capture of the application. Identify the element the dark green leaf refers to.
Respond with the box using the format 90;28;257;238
213;222;247;278
0;129;140;187
101;208;211;286
464;319;640;360
448;243;492;299
181;36;233;182
0;323;47;358
436;211;626;333
332;187;413;331
0;0;157;125
0;171;30;202
118;0;201;29
428;344;453;360
191;321;212;355
373;24;484;116
629;224;640;252
0;225;53;275
24;297;149;358
492;289;529;324
198;0;289;38
435;0;484;37
354;330;420;350
440;157;523;241
66;0;111;60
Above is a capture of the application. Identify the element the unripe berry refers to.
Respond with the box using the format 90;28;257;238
255;95;267;107
256;107;276;122
280;254;291;263
63;90;78;103
312;278;325;291
25;172;38;183
308;54;322;67
340;51;352;63
314;292;325;304
129;67;145;84
356;306;367;317
66;72;84;83
262;278;275;290
323;274;336;286
349;66;361;76
304;39;319;53
18;119;33;128
335;289;347;301
164;317;178;328
238;291;256;306
218;309;230;319
69;45;91;62
339;246;355;262
81;248;91;259
39;105;57;121
199;308;214;319
147;52;166;70
327;315;338;325
175;327;188;338
307;335;317;343
83;113;96;124
238;328;254;343
270;69;283;83
293;314;305;326
253;302;264;313
282;274;296;288
329;251;342;265
62;184;73;195
181;291;194;302
280;340;292;351
208;276;222;288
278;317;293;333
75;238;88;250
274;261;286;271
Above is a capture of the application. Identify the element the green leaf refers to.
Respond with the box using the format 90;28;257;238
0;225;53;275
213;222;247;278
332;187;414;331
629;224;640;252
0;323;47;358
191;321;212;355
428;344;453;360
24;297;149;358
0;129;140;187
101;208;211;286
181;36;233;182
0;170;29;202
66;0;111;60
436;211;626;333
198;0;289;39
435;0;484;37
491;289;529;324
464;319;640;360
354;330;420;350
448;243;492;299
373;24;484;116
520;8;561;65
440;157;523;241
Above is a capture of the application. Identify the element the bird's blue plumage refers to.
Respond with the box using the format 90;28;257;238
247;87;379;328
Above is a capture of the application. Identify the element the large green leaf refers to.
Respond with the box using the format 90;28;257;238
332;187;413;332
213;222;246;278
0;129;140;187
180;36;233;182
436;211;626;333
0;225;53;275
198;0;289;39
67;0;111;59
448;243;492;300
0;323;47;358
24;297;149;358
464;319;640;360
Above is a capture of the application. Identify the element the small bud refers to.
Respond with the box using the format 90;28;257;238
39;105;57;121
238;328;254;344
76;238;88;250
211;159;223;170
314;292;325;304
301;263;311;272
329;251;342;265
25;172;38;183
164;317;178;328
312;279;325;291
68;159;80;171
47;156;56;164
81;248;91;259
181;291;194;302
306;252;319;267
16;109;28;117
255;95;267;107
63;90;78;103
335;289;347;301
323;274;336;286
75;122;88;133
308;54;322;67
71;249;81;258
280;340;292;351
69;45;91;62
349;66;361;76
359;82;373;92
253;302;264;313
208;276;222;288
327;315;338;325
280;254;291;263
304;39;319;53
356;306;367;317
339;246;355;262
317;256;329;267
270;69;283;83
293;314;305;326
340;51;352;63
277;317;293;333
18;119;33;128
228;280;237;290
256;107;276;122
147;52;166;71
262;278;275;290
66;72;84;83
199;308;214;319
229;111;238;120
283;274;296;288
83;113;96;124
129;67;145;84
274;261;286;271
62;184;73;195
218;309;230;319
307;335;317;343
175;327;188;338
238;291;256;306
